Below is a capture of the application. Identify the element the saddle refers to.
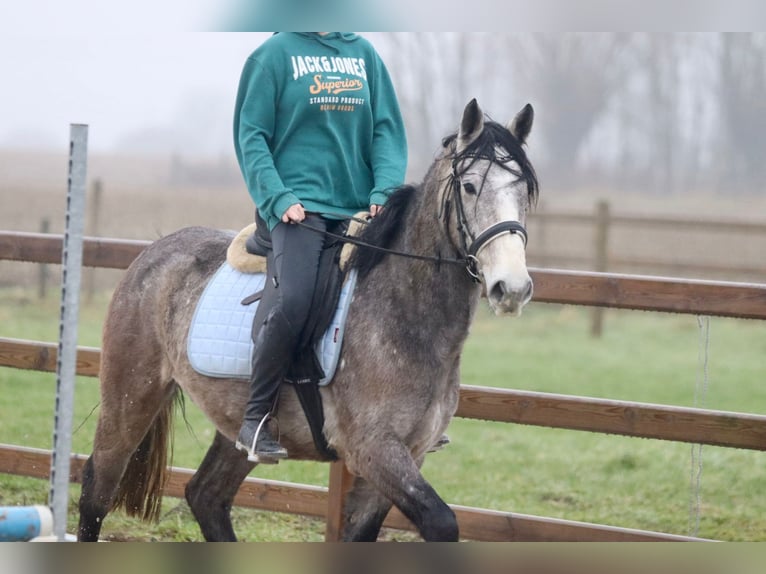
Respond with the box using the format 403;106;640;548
195;215;365;460
242;219;350;387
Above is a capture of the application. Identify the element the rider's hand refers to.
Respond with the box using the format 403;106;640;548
281;203;306;223
370;204;383;218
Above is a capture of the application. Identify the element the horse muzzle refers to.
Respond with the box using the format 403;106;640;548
471;222;533;316
487;275;534;316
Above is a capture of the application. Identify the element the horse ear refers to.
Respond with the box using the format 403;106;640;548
458;98;484;147
508;103;534;144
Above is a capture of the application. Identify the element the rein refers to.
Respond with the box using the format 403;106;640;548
297;158;529;283
295;219;469;269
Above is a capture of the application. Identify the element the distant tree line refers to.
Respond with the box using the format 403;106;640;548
377;33;766;195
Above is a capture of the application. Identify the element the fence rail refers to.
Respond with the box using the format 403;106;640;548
2;337;765;452
531;268;766;319
3;231;765;320
530;210;766;233
526;204;766;283
2;229;765;541
0;443;705;542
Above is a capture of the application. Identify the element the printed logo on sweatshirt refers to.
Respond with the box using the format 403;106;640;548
291;55;368;81
309;75;363;95
290;55;368;112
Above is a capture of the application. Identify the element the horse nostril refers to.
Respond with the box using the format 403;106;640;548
524;279;534;302
489;279;533;305
489;281;507;302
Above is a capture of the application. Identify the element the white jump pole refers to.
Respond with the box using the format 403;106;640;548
48;124;88;542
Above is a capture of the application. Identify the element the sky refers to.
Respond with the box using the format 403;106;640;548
1;1;764;157
0;33;272;154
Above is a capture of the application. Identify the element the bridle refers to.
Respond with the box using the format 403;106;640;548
444;156;529;282
297;153;529;283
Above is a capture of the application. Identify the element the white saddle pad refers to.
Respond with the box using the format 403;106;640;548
187;262;357;385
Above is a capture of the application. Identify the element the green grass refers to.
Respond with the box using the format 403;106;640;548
1;288;765;541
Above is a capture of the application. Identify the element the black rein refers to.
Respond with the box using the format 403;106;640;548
295;162;529;282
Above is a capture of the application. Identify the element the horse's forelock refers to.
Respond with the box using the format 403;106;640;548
443;120;539;205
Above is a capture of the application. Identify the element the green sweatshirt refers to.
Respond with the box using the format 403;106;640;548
233;32;408;230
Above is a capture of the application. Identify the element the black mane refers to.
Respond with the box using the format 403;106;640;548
442;120;539;205
349;184;416;279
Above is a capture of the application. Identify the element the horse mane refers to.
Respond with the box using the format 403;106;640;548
442;119;539;205
349;184;416;279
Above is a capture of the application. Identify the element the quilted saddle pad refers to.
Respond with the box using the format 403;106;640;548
187;262;357;386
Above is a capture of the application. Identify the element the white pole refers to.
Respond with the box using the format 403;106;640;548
49;124;88;541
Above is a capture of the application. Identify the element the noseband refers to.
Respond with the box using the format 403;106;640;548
447;161;529;282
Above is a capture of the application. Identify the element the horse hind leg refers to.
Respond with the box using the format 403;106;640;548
348;438;458;542
185;431;256;541
77;381;178;542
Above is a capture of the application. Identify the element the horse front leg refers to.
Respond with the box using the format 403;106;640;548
348;437;458;542
340;475;394;541
185;431;256;541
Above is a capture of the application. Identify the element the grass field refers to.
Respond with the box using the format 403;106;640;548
2;149;765;541
1;287;764;542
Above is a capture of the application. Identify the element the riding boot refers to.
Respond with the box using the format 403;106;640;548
235;306;296;463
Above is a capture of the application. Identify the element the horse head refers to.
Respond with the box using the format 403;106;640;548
446;99;539;316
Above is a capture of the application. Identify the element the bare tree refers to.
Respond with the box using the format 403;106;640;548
377;33;751;200
375;33;514;181
504;33;633;190
717;33;766;192
615;34;721;196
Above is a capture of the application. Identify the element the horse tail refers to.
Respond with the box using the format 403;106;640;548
112;388;179;522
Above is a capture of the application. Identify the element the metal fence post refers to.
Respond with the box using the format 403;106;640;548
49;124;88;541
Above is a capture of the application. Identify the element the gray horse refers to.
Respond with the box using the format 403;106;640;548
77;99;539;542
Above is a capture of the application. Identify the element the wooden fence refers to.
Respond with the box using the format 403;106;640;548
526;201;766;336
11;197;766;293
2;231;766;541
527;201;766;280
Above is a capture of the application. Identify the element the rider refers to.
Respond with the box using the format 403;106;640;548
233;32;408;461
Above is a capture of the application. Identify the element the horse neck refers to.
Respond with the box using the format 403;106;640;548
366;176;480;338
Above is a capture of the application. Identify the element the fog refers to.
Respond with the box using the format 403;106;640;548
0;33;270;154
2;32;765;195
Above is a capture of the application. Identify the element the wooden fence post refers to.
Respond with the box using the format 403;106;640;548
325;460;354;541
38;218;50;299
536;200;547;265
590;200;610;337
85;179;102;303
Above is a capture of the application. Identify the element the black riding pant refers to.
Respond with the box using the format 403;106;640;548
244;214;344;421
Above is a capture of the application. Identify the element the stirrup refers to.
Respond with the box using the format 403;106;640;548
235;416;285;464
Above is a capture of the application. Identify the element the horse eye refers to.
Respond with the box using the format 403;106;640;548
463;182;477;195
